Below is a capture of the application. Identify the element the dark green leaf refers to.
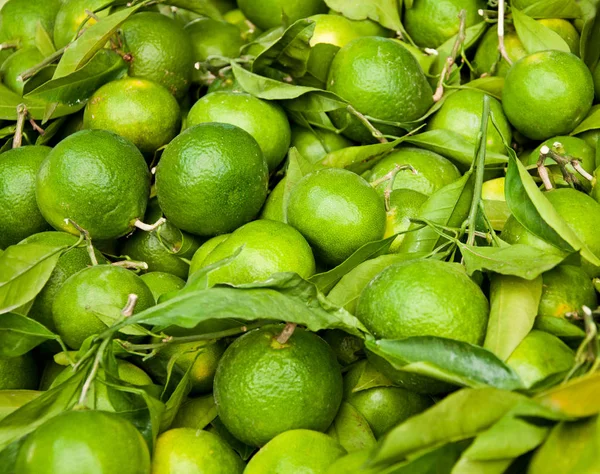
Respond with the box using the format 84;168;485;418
570;104;600;135
26;50;127;105
159;356;195;432
512;8;571;53
484;275;542;361
319;138;405;174
0;83;83;120
0;243;69;315
0;438;26;474
0;313;58;357
580;0;600;68
516;0;582;18
324;0;401;31
366;337;524;390
377;441;468;474
326;402;376;453
458;243;567;280
35;117;67;145
0;125;16;140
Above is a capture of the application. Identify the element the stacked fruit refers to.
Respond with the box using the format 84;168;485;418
1;0;600;472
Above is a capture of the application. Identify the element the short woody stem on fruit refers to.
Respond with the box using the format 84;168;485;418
112;260;149;271
66;218;98;266
134;217;166;232
433;9;467;102
276;322;297;344
497;0;513;65
370;164;418;211
537;144;593;190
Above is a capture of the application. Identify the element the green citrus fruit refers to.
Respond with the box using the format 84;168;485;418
53;0;110;49
1;48;52;95
501;188;600;277
472;25;526;77
187;91;291;172
188;234;231;275
427;89;513;155
52;264;155;349
502;51;594;140
259;179;285;222
0;146;51;249
481;177;510;231
327;37;433;142
291;125;353;164
357;259;489;343
506;330;574;388
320;329;364;366
326;450;375;474
139;272;185;301
237;0;327;30
20;231;106;330
594;62;600;102
0;0;61;47
384;189;429;252
403;0;486;48
156;123;269;236
196;219;316;285
0;353;38;390
287;168;386;266
343;360;433;438
368;146;461;196
214;325;343;446
538;19;581;55
538;265;597;319
15;410;150;474
36;129;151;240
83;78;181;154
0;390;41;421
245;429;345;473
152;428;244;474
185;17;243;62
121;12;194;99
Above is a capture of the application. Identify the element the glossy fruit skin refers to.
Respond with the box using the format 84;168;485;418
506;330;574;388
0;146;51;249
403;0;486;48
357;259;489;344
155;123;269;237
473;26;526;77
36;129;151;240
1;48;51;95
214;325;343;446
290;125;353;164
244;429;345;473
0;0;62;47
185;18;243;62
139;272;185;301
188;234;231;275
237;0;327;30
52;265;155;349
53;0;110;49
14;410;151;474
427;89;513;155
121;12;194;99
83;78;181;154
327;37;433;142
0;353;38;390
287;168;386;266
368;147;461;196
502;51;594;140
152;428;244;474
198;219;316;285
188;92;290;172
538;265;597;319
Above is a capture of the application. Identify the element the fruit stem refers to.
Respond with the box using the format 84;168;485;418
433;9;467;102
497;0;513;65
112;260;149;271
134;217;166;232
537;144;591;189
276;322;297;344
466;94;490;246
563;306;599;382
346;105;387;143
370;164;418;211
0;40;19;51
19;46;67;82
12;104;27;148
66;218;98;265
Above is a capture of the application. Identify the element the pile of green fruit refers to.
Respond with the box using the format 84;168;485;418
1;0;600;472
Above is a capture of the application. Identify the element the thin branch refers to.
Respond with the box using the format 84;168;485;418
433;9;467;102
497;0;513;65
347;105;387;143
12;104;27;148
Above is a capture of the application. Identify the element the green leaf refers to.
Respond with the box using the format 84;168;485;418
516;0;582;18
458;243;567;280
456;76;505;100
377;442;468;474
166;0;223;18
319;138;405;174
0;243;69;315
35;116;67;145
0;313;59;357
347;360;394;393
53;2;147;78
326;402;377;453
281;147;319;222
505;146;600;266
159;361;193;432
579;0;600;69
309;236;397;294
533;315;586;339
366;337;524;391
512;8;571;54
398;171;474;254
570;104;600;135
123;273;369;338
26;49;127;105
369;388;529;467
171;395;217;430
535;372;600;417
34;22;57;57
0;83;83;120
431;22;488;76
89;304;149;336
324;0;402;32
484;275;542;362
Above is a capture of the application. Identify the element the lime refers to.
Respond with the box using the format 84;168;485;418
1;48;51;95
187;91;291;172
594;62;600;102
259;179;285;223
196;219;316;285
368;146;461;196
214;325;343;446
0;353;38;390
156;123;269;236
139;272;185;301
15;410;151;474
473;25;527;77
481;177;510;231
326;450;375;474
36;130;151;240
121;12;194;99
291;125;353;164
53;0;110;49
287;168;386;266
343;361;433;438
538;19;581;55
327;37;433;142
502;51;594;140
0;0;61;47
52;264;155;349
403;0;486;48
0;390;41;421
384;189;429;252
188;234;231;275
185;17;244;62
538;265;597;319
83;78;181;154
0;146;51;249
237;0;327;30
152;428;244;474
427;89;513;155
506;330;574;388
245;429;345;473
